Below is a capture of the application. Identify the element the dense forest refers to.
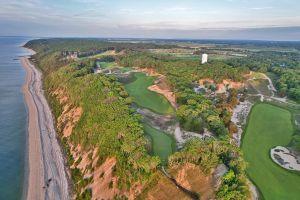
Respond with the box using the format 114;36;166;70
46;64;161;197
224;51;300;101
25;38;177;53
271;67;300;101
120;51;248;83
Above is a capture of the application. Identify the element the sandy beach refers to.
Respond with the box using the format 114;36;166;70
21;51;69;200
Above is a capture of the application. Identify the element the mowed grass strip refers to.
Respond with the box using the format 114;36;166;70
242;103;300;200
124;72;175;115
143;123;176;166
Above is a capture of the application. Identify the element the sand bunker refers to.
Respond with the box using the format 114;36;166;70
270;146;300;171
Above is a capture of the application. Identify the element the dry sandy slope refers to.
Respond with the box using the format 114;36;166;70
21;55;69;200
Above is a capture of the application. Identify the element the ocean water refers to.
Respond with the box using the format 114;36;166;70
0;37;32;200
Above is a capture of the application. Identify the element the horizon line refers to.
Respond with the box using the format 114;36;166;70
2;35;300;43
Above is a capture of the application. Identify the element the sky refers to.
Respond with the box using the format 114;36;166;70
1;0;300;40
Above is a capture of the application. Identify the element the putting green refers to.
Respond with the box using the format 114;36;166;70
242;103;300;200
124;72;174;115
143;123;176;166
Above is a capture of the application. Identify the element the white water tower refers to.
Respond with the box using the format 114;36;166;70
201;54;208;64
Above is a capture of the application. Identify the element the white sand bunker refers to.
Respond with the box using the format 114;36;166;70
270;146;300;171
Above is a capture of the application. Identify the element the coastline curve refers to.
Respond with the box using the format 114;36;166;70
21;49;70;200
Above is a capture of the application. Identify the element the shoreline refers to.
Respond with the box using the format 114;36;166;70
22;54;44;200
21;48;70;200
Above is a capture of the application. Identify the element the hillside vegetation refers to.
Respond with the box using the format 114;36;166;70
25;42;164;198
225;51;300;102
25;39;251;200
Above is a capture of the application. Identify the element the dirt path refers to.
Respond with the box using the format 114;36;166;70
22;56;69;200
262;73;277;93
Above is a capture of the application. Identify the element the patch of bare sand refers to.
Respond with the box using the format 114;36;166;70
216;80;245;93
53;88;82;137
52;88;68;104
199;78;245;94
71;148;143;200
199;78;215;85
54;90;131;199
89;157;118;200
146;173;190;200
148;84;176;108
57;104;82;137
172;163;214;200
88;154;143;200
148;75;177;108
68;137;143;199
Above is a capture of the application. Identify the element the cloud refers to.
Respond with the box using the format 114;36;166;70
0;0;109;25
165;7;191;12
251;7;272;10
73;0;103;4
120;15;300;31
0;0;300;41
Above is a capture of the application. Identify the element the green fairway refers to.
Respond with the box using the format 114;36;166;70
143;123;176;165
97;61;116;69
124;72;175;115
242;103;300;200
